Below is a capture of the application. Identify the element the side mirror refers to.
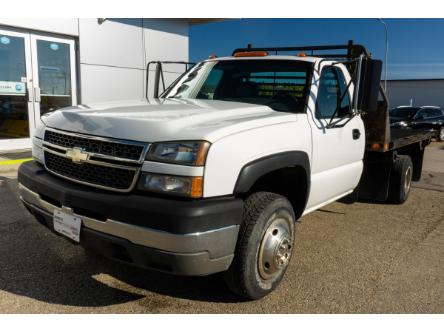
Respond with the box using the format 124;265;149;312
356;58;382;113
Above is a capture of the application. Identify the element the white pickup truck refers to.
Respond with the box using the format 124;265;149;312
18;41;431;299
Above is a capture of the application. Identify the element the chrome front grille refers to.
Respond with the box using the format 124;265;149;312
42;128;149;192
44;152;137;190
44;129;145;161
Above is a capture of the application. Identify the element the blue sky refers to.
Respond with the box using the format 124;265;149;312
189;18;444;80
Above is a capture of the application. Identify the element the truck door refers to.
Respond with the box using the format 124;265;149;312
305;63;365;211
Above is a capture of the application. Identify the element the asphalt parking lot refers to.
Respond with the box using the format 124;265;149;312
0;143;443;313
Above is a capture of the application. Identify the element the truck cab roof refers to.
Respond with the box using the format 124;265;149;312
204;55;320;64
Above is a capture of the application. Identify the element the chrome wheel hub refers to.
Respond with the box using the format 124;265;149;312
440;128;444;141
258;213;293;281
404;166;412;194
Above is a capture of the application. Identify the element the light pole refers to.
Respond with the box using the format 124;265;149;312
378;18;389;93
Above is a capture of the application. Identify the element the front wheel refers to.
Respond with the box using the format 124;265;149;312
224;192;295;300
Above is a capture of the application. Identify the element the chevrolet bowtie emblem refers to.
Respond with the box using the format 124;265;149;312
66;147;89;164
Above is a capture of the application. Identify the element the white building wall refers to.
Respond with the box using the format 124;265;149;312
143;19;190;98
0;18;189;103
79;65;145;103
79;19;144;69
387;80;444;108
78;18;189;104
0;18;79;36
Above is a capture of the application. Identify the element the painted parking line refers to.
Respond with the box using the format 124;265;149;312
0;158;33;166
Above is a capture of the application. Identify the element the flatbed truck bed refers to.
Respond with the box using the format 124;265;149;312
360;128;432;201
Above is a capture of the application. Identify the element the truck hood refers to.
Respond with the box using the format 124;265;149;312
42;99;296;143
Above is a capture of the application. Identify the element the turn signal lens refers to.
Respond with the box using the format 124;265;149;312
370;143;389;151
195;142;211;166
32;136;44;164
371;143;381;150
190;176;203;198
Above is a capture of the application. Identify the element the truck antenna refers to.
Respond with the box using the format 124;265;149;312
377;18;389;93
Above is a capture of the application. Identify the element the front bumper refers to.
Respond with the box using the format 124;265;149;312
18;161;243;276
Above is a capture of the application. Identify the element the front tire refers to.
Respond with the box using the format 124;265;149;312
388;155;413;204
224;192;295;300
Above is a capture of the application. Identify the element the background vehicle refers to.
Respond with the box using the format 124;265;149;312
390;105;444;141
18;41;431;300
389;106;420;126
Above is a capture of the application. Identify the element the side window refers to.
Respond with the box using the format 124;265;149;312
423;109;433;119
416;108;444;119
415;110;426;119
429;109;442;118
316;66;351;119
417;109;432;119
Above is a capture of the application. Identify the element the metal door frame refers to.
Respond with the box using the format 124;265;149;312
30;34;77;129
0;28;33;151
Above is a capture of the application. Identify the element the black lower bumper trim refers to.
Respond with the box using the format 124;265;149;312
18;161;243;234
23;201;234;276
81;228;234;276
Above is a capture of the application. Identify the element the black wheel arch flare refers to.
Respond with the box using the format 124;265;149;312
233;151;311;216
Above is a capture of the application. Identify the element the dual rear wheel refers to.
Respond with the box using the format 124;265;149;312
388;155;413;204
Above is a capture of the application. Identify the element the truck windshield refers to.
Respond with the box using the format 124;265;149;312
164;60;312;113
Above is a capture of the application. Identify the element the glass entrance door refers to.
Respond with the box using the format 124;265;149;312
0;30;33;151
0;29;77;151
31;35;77;127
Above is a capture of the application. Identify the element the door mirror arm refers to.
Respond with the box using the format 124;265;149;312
326;64;358;129
327;114;356;129
352;54;364;115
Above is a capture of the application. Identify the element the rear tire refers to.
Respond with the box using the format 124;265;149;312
224;192;295;300
438;127;444;142
388;155;413;204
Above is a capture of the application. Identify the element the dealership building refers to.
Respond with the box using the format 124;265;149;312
0;18;214;152
386;79;444;109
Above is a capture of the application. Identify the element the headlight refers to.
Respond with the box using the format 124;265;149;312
391;121;408;127
138;172;203;198
34;123;45;139
32;124;45;164
146;141;210;166
32;136;44;164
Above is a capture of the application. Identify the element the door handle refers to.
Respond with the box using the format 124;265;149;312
352;129;361;140
34;87;41;102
